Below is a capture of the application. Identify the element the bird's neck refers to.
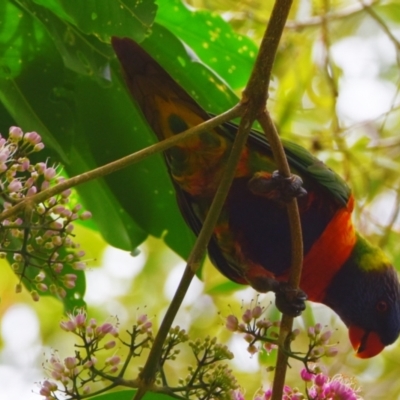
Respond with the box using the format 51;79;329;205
350;234;391;272
297;196;357;302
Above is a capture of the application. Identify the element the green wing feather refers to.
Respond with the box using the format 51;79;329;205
219;120;351;207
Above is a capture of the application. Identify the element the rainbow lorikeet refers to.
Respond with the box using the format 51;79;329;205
112;37;400;358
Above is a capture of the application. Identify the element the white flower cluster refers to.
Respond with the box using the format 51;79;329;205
1;126;91;301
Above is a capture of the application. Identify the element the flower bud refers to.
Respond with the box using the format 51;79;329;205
64;356;78;370
8;179;22;193
300;368;314;382
60;319;76;332
27;186;37;196
226;315;239;332
104;340;116;349
44;167;56;180
251;305;263;319
25;131;42;144
79;211;92;220
33;143;45;152
36;283;48;292
319;330;332;344
72;261;86;270
242;309;252;323
324;347;339;357
314;323;322;334
247;344;258;355
9;126;23;141
31;290;40;301
315;373;328;387
244;333;254;343
105;355;120;366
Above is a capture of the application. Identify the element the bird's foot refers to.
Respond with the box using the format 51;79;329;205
248;170;307;202
248;276;307;317
274;282;307;317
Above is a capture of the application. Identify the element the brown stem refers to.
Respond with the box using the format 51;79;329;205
249;0;304;398
285;0;379;29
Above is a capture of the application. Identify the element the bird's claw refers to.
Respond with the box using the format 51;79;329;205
274;282;307;317
248;170;307;203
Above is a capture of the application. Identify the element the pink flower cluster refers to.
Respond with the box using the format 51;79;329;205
40;311;121;399
231;369;362;400
60;310;119;339
226;305;280;356
232;369;361;400
301;369;361;400
1;126;92;301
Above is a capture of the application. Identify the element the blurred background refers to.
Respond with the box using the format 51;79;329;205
1;0;400;398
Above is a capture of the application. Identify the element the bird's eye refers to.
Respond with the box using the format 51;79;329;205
376;301;388;312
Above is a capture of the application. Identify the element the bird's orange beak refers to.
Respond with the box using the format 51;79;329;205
349;325;385;358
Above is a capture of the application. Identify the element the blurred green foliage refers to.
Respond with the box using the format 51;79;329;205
1;0;400;398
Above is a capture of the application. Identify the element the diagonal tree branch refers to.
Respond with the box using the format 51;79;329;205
0;105;243;222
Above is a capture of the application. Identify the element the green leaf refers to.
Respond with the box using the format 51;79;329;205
15;0;113;78
156;0;257;89
141;23;239;115
0;2;246;260
34;0;157;42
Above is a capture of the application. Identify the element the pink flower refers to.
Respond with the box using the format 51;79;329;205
60;316;77;332
72;261;86;270
315;373;329;387
64;356;78;370
104;340;116;349
24;131;42;144
8;179;22;193
242;309;252;323
79;211;92;220
39;380;57;396
300;368;314;382
319;330;332;344
231;389;245;400
75;311;86;327
9;126;23;141
44;167;56;180
251;305;263;318
105;355;120;366
34;143;45;152
226;315;239;332
96;322;115;337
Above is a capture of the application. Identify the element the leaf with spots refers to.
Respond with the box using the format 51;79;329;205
156;0;257;90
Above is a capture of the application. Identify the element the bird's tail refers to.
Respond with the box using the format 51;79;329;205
111;37;210;141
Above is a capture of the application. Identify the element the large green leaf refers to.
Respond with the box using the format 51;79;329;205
15;0;113;78
0;0;250;287
33;0;157;42
156;0;257;90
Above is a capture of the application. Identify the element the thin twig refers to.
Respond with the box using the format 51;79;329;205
247;0;304;398
320;0;351;184
258;113;303;400
0;105;242;222
285;0;379;29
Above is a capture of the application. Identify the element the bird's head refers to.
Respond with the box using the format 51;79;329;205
347;267;400;358
324;238;400;358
